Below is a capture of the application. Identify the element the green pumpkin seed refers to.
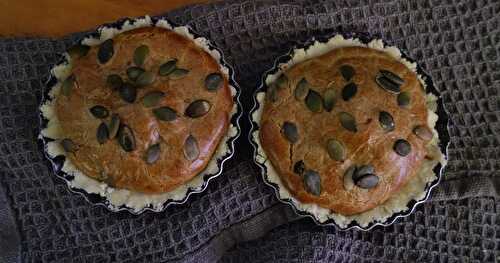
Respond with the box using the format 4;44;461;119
106;74;123;90
153;106;177;121
354;174;379;189
326;139;345;161
97;39;114;64
61;75;75;96
293;160;305;175
303;170;321;196
339;112;357;132
205;73;223;91
379;111;395;132
305;89;323;113
145;144;161;164
142;91;165;108
413;125;433;141
394;139;411;156
275;74;288;88
397;91;411;108
158;59;178;76
108;114;120;139
135;71;155;87
61;138;78;153
127;66;145;81
67;44;90;59
267;83;278;102
380;70;404;85
375;71;401;94
339;65;355;81
169;68;190;80
343;165;357;191
89;105;109;119
185;100;211;118
354;165;375;180
133;45;149;66
119;83;137;103
294;78;309;101
281;121;299;144
184;135;199;161
323;88;337;112
96;122;109;144
117;125;136;152
342;83;357;101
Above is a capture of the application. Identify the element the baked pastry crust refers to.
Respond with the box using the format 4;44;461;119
55;27;233;193
259;46;432;215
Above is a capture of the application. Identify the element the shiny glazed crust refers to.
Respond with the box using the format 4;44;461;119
259;46;431;215
55;27;233;193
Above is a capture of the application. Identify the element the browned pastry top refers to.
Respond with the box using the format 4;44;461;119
55;27;233;193
259;46;434;215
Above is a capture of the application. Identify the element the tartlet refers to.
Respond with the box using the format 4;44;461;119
251;34;448;228
40;17;240;212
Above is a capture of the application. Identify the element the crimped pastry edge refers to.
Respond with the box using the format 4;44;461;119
39;16;239;213
251;35;446;228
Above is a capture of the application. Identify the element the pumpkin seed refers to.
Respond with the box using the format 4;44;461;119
184;135;199;161
375;71;401;93
108;114;120;139
413;125;433;141
340;65;355;81
380;70;404;85
61;138;77;153
153;107;177;121
394;139;411;156
275;74;288;88
305;90;323;112
127;66;145;81
67;44;90;59
61;75;75;96
303;170;321;196
119;83;137;103
117;125;136;152
185;100;211;118
145;144;161;164
89;105;109;119
133;45;149;66
281;121;299;144
97;39;114;64
294;78;310;101
158;59;177;76
106;74;123;90
135;71;155;87
354;174;379;189
379;111;395;132
267;83;278;102
205;73;223;91
142;91;165;108
169;68;189;79
323;88;337;112
327;139;345;161
96;122;109;144
343;165;356;191
397;91;411;108
339;112;357;132
354;164;375;180
342;83;357;101
293;160;305;175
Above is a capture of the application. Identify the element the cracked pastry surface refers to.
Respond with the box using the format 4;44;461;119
55;27;233;193
259;46;434;215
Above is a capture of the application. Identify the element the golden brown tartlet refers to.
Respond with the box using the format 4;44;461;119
55;27;233;193
259;46;435;215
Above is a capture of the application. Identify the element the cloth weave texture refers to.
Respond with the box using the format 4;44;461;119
0;0;499;262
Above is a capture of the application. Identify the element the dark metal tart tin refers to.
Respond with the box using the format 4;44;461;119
249;32;450;230
38;16;242;214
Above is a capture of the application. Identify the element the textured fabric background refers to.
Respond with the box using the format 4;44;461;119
0;0;499;262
